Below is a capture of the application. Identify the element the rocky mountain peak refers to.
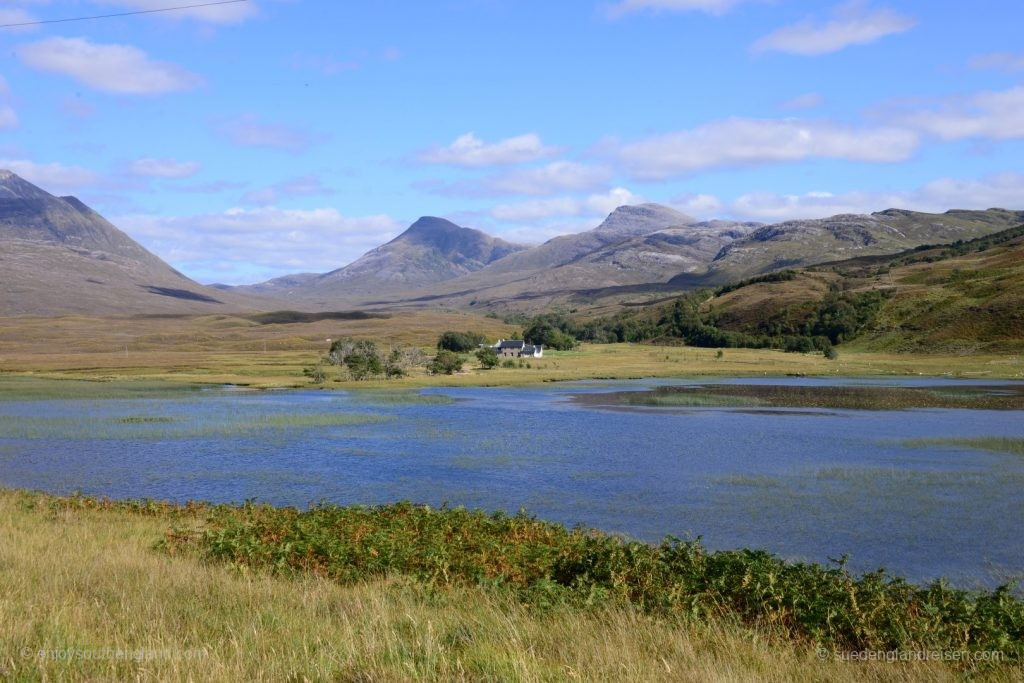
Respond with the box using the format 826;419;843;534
593;203;696;238
0;170;55;200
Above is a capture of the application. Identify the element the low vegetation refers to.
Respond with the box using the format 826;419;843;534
10;490;987;681
575;384;1024;412
146;497;1020;666
903;437;1024;456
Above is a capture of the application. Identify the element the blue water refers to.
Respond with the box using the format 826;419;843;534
1;377;1023;589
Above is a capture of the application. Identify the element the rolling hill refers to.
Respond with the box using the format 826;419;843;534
690;223;1024;352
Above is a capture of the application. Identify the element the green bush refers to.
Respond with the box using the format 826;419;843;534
475;347;499;369
428;350;464;375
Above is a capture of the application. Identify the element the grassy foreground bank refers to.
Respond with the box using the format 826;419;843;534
1;491;1020;681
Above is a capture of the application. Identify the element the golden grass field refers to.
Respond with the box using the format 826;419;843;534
1;312;1022;389
1;490;1005;683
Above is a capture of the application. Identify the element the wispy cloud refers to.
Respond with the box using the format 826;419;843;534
0;158;102;194
614;118;919;179
242;175;333;205
0;7;40;32
129;158;201;179
968;52;1024;73
218;114;320;152
891;84;1024;141
691;172;1024;221
752;3;916;56
16;37;203;94
780;92;825;110
606;0;752;18
417;132;560;167
115;207;403;285
490;188;644;223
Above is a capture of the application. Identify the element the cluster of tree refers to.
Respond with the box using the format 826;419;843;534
522;315;577;350
436;331;489;352
497;285;888;358
322;337;426;381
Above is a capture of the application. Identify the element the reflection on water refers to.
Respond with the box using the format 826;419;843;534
1;377;1023;589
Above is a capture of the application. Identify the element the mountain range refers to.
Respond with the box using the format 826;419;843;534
2;169;1022;317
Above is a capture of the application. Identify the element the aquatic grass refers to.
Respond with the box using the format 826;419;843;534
158;500;1024;664
0;411;388;440
0;377;205;401
254;413;388;428
620;390;763;408
351;390;455;405
904;437;1024;456
578;383;1024;411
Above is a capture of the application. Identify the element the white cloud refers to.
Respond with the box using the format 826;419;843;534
418;132;559;167
0;105;17;130
752;4;916;56
969;52;1024;73
726;172;1024;221
607;0;751;17
129;158;201;178
491;197;582;222
0;158;102;194
897;84;1024;141
780;92;825;110
95;0;259;24
671;193;725;217
584;187;645;215
616;118;919;179
218;114;317;152
16;37;202;94
482;161;613;196
115;207;403;285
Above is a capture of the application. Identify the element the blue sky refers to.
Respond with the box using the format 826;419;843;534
2;0;1023;284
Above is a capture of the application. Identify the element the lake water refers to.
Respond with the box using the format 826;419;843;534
2;376;1023;590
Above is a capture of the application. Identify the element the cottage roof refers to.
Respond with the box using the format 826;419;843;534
497;340;526;349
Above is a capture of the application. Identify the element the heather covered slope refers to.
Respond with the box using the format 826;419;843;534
702;224;1024;352
679;208;1024;287
0;171;271;316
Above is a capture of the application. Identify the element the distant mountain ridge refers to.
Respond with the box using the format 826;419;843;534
4;169;1022;318
674;208;1024;286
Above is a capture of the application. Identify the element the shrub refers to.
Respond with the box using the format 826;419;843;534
428;350;464;375
475;347;499;369
167;501;1024;662
343;340;383;380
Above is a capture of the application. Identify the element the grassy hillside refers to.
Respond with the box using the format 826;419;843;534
2;490;1018;681
707;224;1024;353
566;223;1024;355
